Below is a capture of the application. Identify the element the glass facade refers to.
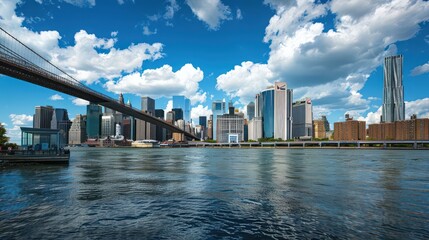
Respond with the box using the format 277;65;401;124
382;55;404;122
173;96;191;123
261;89;275;138
212;100;226;140
86;103;102;138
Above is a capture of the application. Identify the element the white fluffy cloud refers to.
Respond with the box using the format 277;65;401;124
163;100;173;119
191;105;212;124
72;98;90;106
0;1;163;84
411;62;429;76
50;94;64;101
186;0;231;30
51;30;163;84
9;114;33;126
63;0;96;8
217;0;429;114
105;64;207;105
216;61;273;104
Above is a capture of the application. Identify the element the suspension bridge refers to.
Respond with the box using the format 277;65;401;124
0;27;196;139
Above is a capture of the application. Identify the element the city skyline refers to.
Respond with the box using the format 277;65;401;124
1;0;429;143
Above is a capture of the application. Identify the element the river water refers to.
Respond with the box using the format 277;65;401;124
1;148;428;239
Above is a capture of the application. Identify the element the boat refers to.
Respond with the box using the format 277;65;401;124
0;149;70;164
131;140;160;148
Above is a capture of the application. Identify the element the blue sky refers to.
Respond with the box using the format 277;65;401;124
1;0;429;143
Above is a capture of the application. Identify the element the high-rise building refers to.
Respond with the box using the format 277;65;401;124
216;108;244;143
321;115;330;131
33;105;54;129
136;97;156;140
382;55;404;123
199;116;207;129
292;98;313;139
313;120;326;139
101;115;115;137
255;82;293;140
155;109;166;142
69;114;87;145
207;115;213;140
51;108;72;146
173;96;191;123
248;117;263;141
118;93;124;104
172;108;184;121
247;102;255;120
212;100;226;140
86;103;102;138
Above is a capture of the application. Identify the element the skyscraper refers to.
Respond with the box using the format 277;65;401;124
173;96;191;123
212;100;226;140
292;98;313;139
155;109;166;141
247;102;255;120
172;108;184;121
216;107;244;143
382;55;404;123
255;82;293;140
69;114;87;145
136;97;156;140
101;115;115;137
199;116;207;129
33;105;54;129
86;103;102;138
51;108;72;146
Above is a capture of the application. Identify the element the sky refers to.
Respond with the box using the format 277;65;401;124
0;0;429;143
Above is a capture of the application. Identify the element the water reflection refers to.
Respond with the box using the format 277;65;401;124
0;148;428;239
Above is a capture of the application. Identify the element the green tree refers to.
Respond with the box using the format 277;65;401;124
0;124;9;145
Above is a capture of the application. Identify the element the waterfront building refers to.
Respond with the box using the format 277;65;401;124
212;100;226;140
173;96;191;123
86;103;102;138
382;55;405;122
136;97;156;140
155;109;166;142
101;115;115;137
33;105;54;129
247;102;255;121
69;114;87;145
216;107;244;143
292;98;313;139
122;118;132;140
207;115;213;140
368;116;429;140
51;108;72;146
255;82;293;140
244;119;248;142
333;115;366;141
248;117;263;141
313;119;326;139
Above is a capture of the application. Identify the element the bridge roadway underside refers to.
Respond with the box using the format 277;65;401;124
0;58;197;139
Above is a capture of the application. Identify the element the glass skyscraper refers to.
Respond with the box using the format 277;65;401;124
255;82;293;140
247;102;255;121
173;96;191;123
382;55;404;123
86;103;102;138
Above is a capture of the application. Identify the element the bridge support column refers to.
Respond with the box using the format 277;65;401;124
319;142;322;148
357;142;360;148
337;142;340;148
414;142;417;149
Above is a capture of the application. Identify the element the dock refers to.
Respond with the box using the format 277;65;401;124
0;150;70;164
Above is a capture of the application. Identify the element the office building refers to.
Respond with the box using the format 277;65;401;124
313;120;326;139
173;96;191;123
247;102;255;120
101;115;115;137
216;107;244;143
69;114;87;145
33;105;54;129
212;100;226;140
86;103;102;138
321;115;330;131
155;109;166;141
248;117;263;141
199;116;207;129
255;82;293;140
122;118;132;140
172;108;184;121
136;97;156;140
207;115;213;140
333;115;366;141
382;55;405;122
51;108;72;146
292;98;313;139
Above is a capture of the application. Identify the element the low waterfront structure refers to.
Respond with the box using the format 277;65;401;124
334;115;366;141
368;116;429;140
